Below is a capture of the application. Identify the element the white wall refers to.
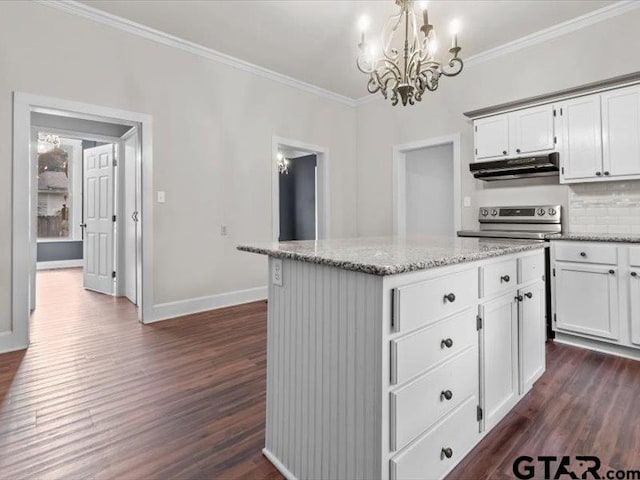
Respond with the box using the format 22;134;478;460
356;9;640;236
0;1;357;336
405;144;454;236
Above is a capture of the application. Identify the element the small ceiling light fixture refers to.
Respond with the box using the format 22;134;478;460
277;152;290;175
357;0;464;106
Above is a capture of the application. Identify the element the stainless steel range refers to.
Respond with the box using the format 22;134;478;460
457;205;562;240
458;205;562;340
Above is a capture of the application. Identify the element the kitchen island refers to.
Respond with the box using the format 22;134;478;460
238;236;548;480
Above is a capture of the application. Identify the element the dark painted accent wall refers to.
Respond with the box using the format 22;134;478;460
279;154;316;241
37;241;83;262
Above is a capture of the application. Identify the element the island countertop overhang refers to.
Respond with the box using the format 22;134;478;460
237;235;548;276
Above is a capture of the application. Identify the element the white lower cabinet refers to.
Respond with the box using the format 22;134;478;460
630;266;640;347
480;292;519;431
519;282;546;393
554;262;619;341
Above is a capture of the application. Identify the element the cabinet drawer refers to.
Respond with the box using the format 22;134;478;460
482;259;517;297
391;308;477;385
519;252;545;284
390;396;479;480
394;269;478;333
390;347;478;451
554;242;617;265
630;246;640;267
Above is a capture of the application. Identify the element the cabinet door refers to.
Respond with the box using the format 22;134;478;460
631;268;640;346
480;292;518;432
602;85;640;178
474;114;509;161
556;95;603;182
510;104;556;156
554;262;619;341
518;282;545;394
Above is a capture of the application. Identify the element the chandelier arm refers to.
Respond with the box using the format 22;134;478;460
440;57;464;77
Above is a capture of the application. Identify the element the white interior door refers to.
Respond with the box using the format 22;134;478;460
123;132;138;305
83;144;115;295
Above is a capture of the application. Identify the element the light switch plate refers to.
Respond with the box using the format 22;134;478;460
157;191;166;203
272;258;283;287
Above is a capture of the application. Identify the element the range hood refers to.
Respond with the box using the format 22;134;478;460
470;152;559;181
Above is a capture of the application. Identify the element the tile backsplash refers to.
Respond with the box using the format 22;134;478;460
568;181;640;234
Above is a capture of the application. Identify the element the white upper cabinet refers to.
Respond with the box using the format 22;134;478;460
509;104;556;156
601;85;640;178
556;94;603;183
474;114;509;161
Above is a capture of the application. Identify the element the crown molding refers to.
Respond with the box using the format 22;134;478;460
37;0;358;107
38;0;640;109
353;0;640;107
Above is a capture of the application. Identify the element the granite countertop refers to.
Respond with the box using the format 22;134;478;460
548;233;640;243
237;236;547;276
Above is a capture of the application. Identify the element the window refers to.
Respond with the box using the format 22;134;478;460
37;133;82;240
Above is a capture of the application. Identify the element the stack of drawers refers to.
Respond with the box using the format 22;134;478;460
389;268;480;480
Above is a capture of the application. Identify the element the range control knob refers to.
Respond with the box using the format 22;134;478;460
490;209;498;216
548;208;557;216
481;209;489;217
537;208;546;216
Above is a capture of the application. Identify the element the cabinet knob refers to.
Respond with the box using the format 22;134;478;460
515;294;523;302
632;272;638;277
502;150;507;155
596;172;602;176
580;252;586;257
500;275;510;283
441;447;454;459
609;270;615;275
443;293;456;303
516;148;521;154
441;390;453;401
441;338;454;349
525;292;533;299
604;171;610;176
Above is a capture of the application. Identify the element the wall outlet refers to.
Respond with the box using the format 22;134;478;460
463;196;471;207
157;191;166;203
220;225;228;236
272;258;283;287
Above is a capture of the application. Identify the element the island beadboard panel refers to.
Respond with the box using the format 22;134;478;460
264;258;384;480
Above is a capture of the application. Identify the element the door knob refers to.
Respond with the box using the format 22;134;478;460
441;447;453;459
525;292;533;299
441;390;453;401
441;338;454;349
443;293;456;303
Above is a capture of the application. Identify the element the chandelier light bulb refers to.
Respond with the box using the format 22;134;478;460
418;1;428;10
277;152;284;161
358;15;370;32
449;18;461;35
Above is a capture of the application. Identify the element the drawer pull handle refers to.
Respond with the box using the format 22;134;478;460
441;447;454;459
609;270;615;275
443;293;456;303
440;390;453;401
500;275;510;283
441;338;454;349
580;252;587;257
632;272;638;277
524;292;533;299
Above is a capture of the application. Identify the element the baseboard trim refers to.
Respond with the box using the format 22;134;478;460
262;448;297;480
36;259;83;270
554;332;640;361
0;330;28;355
150;286;268;323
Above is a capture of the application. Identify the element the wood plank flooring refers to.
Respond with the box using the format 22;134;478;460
1;268;639;479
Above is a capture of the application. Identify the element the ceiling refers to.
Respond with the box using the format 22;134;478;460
81;0;615;99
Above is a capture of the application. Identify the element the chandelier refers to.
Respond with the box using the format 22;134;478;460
356;0;463;106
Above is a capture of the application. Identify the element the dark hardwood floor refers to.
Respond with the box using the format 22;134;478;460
1;268;639;479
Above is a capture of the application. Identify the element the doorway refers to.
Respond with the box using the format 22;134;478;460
9;93;154;353
272;137;330;242
393;134;462;237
